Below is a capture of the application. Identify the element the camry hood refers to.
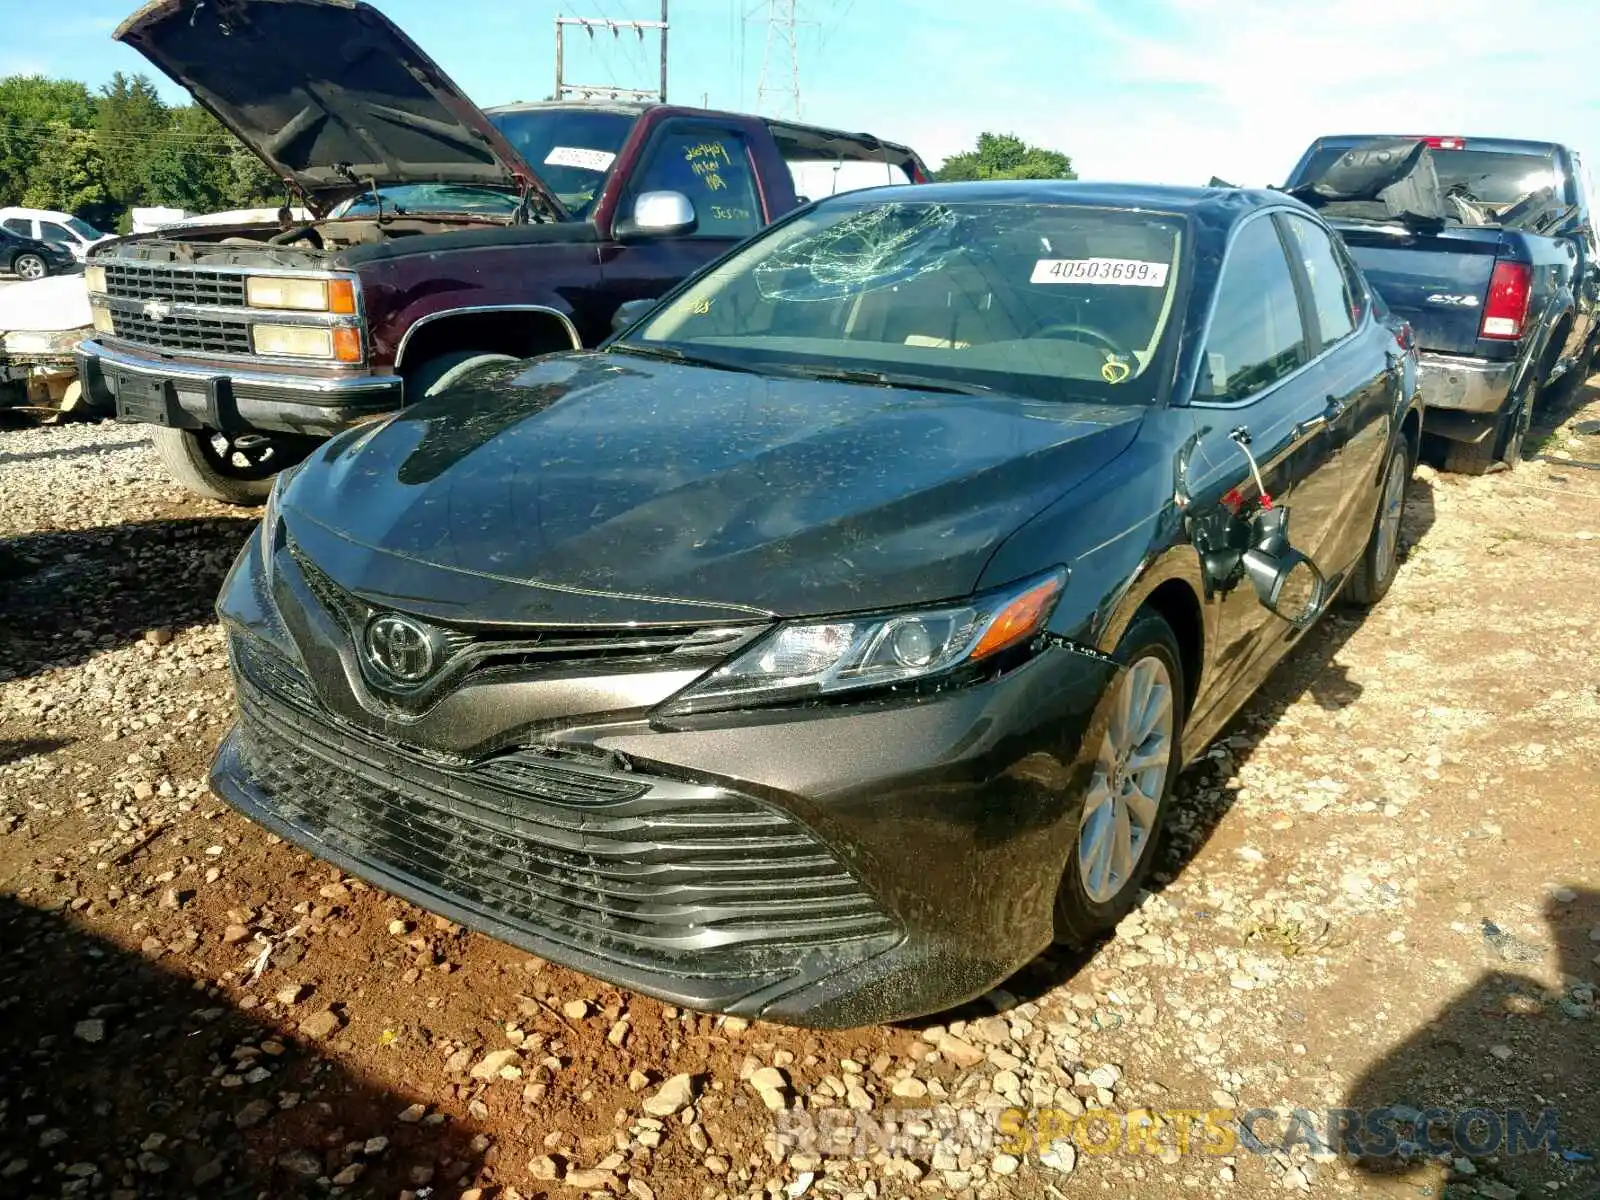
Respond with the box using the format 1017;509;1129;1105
280;353;1145;626
115;0;564;218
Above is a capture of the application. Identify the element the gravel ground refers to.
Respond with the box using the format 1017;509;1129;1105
2;395;1599;1200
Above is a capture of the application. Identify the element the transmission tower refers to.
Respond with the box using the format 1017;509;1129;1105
555;3;670;103
755;0;801;120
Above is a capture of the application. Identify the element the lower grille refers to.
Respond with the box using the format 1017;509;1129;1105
110;308;252;356
228;638;895;977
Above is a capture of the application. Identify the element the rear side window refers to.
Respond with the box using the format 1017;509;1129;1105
1201;217;1307;401
2;218;28;236
1281;214;1356;350
630;128;763;240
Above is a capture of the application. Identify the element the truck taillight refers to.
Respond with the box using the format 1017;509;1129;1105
1480;260;1532;340
1418;135;1466;150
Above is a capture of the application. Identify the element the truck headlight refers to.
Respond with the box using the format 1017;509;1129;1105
660;568;1067;715
84;264;106;294
252;324;332;358
246;275;357;314
91;301;114;334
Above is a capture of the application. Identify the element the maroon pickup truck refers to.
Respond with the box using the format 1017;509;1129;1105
78;0;927;502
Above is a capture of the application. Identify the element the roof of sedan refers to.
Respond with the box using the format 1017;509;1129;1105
817;178;1292;216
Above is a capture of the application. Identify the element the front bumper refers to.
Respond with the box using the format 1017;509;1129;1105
210;532;1118;1027
1416;351;1516;416
75;339;402;436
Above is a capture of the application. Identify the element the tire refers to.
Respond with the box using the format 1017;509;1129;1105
1343;439;1410;607
149;427;314;506
403;352;521;403
13;252;47;281
1443;394;1529;475
1053;609;1186;947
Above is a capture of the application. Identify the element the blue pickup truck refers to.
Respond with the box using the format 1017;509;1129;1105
1285;136;1600;472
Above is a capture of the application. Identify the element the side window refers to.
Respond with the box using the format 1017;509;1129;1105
1282;215;1356;349
629;128;762;239
40;222;74;245
1201;217;1307;401
2;218;29;236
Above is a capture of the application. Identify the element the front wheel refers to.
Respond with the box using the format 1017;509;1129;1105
1054;610;1185;947
1343;439;1411;607
13;252;47;281
149;427;315;506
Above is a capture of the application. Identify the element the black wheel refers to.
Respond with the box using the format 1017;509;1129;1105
1443;395;1530;475
1053;609;1186;947
149;427;315;506
1344;440;1410;607
13;252;47;281
403;352;521;403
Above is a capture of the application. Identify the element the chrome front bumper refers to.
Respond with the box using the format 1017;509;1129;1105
75;339;403;437
1416;352;1516;416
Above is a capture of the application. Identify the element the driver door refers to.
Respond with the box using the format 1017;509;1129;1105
598;120;769;322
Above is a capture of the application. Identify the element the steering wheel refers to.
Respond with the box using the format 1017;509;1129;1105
1033;323;1127;355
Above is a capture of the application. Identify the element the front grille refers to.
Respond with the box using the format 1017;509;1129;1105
110;308;252;356
103;262;247;306
227;638;895;977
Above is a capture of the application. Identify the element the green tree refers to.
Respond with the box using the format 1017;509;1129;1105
20;124;112;226
145;105;282;215
0;75;96;205
935;132;1076;183
95;72;168;214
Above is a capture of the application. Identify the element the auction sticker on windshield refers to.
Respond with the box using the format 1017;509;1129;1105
544;147;617;171
1032;258;1170;287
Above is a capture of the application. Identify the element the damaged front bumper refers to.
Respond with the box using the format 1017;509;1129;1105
209;530;1119;1027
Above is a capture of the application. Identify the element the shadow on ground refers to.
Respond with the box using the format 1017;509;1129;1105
0;516;258;683
942;474;1440;1018
0;893;487;1198
1343;889;1598;1196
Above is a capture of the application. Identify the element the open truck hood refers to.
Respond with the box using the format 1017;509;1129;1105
114;0;566;219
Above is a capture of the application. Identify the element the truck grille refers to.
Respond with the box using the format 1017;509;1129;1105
103;262;247;307
227;637;896;978
109;308;252;356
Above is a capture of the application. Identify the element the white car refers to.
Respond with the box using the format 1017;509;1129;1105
0;207;113;262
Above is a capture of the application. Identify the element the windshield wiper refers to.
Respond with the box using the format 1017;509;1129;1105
766;363;992;396
610;342;763;374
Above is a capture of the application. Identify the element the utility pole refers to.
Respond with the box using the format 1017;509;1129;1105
554;3;670;104
755;0;801;120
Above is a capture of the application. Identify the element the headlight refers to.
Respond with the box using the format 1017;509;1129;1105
661;568;1067;714
91;301;114;334
246;275;357;313
84;264;106;294
252;324;333;358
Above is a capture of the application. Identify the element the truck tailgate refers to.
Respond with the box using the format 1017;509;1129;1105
1332;224;1506;355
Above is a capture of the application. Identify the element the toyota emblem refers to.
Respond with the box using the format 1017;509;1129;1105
143;300;172;322
365;614;441;684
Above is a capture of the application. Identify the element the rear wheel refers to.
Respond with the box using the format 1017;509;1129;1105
1444;394;1530;475
1344;440;1410;607
13;252;47;281
149;427;315;506
1054;610;1185;946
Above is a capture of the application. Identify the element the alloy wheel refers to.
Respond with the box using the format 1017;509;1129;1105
1076;655;1174;904
15;255;45;281
1373;449;1407;583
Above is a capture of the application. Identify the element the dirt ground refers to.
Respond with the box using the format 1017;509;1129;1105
2;380;1598;1200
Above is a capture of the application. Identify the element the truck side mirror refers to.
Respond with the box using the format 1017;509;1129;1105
614;191;698;240
611;298;656;335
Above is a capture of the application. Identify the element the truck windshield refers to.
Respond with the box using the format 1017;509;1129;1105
622;199;1187;406
487;109;637;218
1299;145;1562;211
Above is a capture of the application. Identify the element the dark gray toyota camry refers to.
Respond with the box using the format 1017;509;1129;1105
213;180;1420;1026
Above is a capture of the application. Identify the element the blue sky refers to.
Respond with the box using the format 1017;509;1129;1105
5;0;1600;188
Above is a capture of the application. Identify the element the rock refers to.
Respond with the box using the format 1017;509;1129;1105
275;984;306;1005
562;999;591;1020
1087;1064;1121;1090
642;1073;696;1117
363;1136;389;1155
1477;1183;1519;1200
891;1077;928;1099
564;1167;619;1190
607;1019;629;1047
528;1155;562;1181
234;1100;273;1130
397;1103;428;1124
1488;1044;1514;1061
747;1066;788;1110
222;924;250;944
332;1164;365;1186
935;1033;986;1068
277;1150;322;1179
131;781;155;801
627;1070;650;1092
144;628;174;647
1590;927;1600;944
73;1019;105;1044
1040;1142;1076;1174
992;1154;1020;1176
192;1158;225;1186
470;1048;522;1080
298;1009;343;1041
1552;887;1578;903
627;1179;655;1200
387;919;410;935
